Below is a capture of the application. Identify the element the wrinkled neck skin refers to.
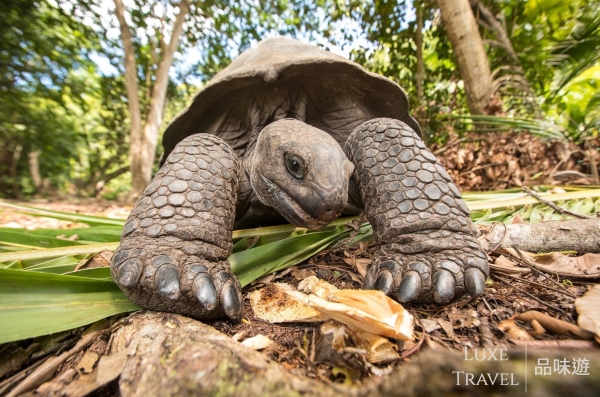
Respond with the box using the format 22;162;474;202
241;118;354;230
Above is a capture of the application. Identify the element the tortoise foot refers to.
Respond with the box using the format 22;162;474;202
112;243;242;320
345;118;489;304
111;133;242;321
364;231;488;304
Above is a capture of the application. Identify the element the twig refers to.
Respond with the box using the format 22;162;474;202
522;187;593;219
499;272;577;299
494;276;567;314
378;330;426;365
458;162;503;176
433;137;470;155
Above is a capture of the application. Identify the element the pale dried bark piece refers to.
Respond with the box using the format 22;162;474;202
241;335;274;350
76;351;98;374
319;321;399;364
249;283;328;323
96;350;130;386
354;330;400;363
285;288;414;340
297;276;338;299
576;285;600;344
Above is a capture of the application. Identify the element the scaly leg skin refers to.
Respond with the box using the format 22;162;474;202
110;134;243;321
344;118;488;304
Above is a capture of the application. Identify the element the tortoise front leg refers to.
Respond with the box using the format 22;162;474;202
344;118;488;304
111;134;243;320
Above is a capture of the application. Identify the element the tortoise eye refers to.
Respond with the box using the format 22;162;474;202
284;153;307;179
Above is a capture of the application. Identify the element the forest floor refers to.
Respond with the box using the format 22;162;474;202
1;197;597;390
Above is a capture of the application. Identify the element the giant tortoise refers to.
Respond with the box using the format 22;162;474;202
111;37;489;321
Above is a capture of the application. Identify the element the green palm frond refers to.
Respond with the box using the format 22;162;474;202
441;114;566;140
550;14;600;92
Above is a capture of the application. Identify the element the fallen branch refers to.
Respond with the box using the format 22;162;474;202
101;312;600;397
480;219;600;253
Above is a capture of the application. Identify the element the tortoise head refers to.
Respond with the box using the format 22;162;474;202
250;119;354;230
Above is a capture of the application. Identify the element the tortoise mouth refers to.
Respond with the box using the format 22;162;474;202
258;174;330;230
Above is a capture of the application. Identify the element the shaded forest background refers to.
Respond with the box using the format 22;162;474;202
1;0;598;201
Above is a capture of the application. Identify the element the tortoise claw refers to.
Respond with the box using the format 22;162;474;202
193;273;218;312
116;258;142;289
465;267;486;297
156;264;181;300
433;269;455;304
373;270;394;295
221;278;243;322
398;271;421;303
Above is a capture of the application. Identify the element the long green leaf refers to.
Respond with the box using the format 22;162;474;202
0;242;119;263
0;230;88;249
231;226;351;287
0;202;126;227
0;269;139;344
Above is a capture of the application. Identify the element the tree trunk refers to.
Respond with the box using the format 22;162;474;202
415;3;425;105
10;144;23;198
436;0;493;114
414;2;426;133
27;150;43;193
134;0;189;200
113;0;143;201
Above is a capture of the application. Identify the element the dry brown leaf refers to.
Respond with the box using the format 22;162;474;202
420;319;441;333
576;285;600;344
436;319;459;343
290;267;315;281
514;310;594;340
497;319;534;341
75;250;113;271
241;335;273;350
491;255;531;275
448;311;480;329
342;258;371;278
506;248;600;278
534;253;600;278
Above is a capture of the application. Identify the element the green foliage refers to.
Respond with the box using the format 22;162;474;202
0;0;100;197
2;188;600;343
1;0;598;197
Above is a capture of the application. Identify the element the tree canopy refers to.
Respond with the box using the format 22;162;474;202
0;0;598;198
